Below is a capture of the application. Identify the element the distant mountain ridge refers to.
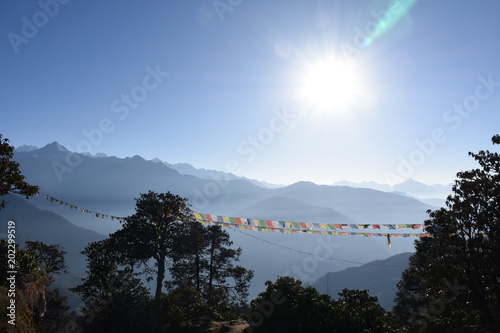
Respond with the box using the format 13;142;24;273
332;179;452;202
12;141;437;233
313;252;412;309
153;158;283;189
14;144;39;152
9;142;437;300
16;143;451;194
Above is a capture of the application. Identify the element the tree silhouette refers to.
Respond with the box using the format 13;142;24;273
107;191;194;330
0;240;72;332
25;241;68;281
169;223;254;319
71;239;151;333
113;191;193;307
74;191;253;329
248;276;395;333
0;134;39;210
394;134;500;332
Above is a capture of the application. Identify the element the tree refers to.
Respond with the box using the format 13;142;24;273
394;135;500;332
112;191;193;308
168;223;254;319
39;288;72;333
334;289;396;333
25;241;68;281
24;241;71;331
0;240;72;332
75;191;253;329
105;191;194;331
0;286;37;333
248;276;336;333
0;133;39;210
71;239;152;333
248;277;396;333
168;221;208;293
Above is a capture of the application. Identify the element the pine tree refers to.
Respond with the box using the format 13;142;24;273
394;135;500;332
0;133;39;210
70;239;151;333
169;223;254;318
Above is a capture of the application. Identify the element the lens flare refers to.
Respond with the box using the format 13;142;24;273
363;0;418;47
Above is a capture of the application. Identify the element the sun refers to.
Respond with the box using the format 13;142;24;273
298;58;362;111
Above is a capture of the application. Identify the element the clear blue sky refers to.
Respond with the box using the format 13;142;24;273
1;0;499;185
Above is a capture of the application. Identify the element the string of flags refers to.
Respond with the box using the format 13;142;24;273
41;193;127;221
192;212;429;237
40;193;430;238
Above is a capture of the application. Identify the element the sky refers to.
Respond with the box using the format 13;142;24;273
1;0;499;186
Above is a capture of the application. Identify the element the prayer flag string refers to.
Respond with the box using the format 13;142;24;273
41;193;127;221
192;212;428;237
40;193;429;237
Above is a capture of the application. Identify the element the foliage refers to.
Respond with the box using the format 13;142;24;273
0;286;36;333
73;191;253;330
168;222;254;319
112;191;193;307
25;240;68;282
394;135;500;332
0;239;72;332
0;133;39;210
70;239;152;333
38;288;72;333
334;289;397;333
162;285;211;329
248;276;394;333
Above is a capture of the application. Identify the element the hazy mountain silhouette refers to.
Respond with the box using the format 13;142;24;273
10;143;436;300
0;194;106;310
154;158;282;189
332;179;452;200
233;196;354;224
313;252;412;309
0;194;105;273
274;181;434;225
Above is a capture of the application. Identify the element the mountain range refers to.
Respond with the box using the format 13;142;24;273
5;142;447;305
312;252;412;309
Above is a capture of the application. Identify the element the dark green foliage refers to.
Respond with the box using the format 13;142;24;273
70;239;152;333
113;191;193;307
25;241;68;282
394;135;500;332
0;134;39;210
38;288;72;333
73;191;253;331
334;289;396;333
0;286;36;332
168;223;254;320
248;276;395;333
0;239;72;332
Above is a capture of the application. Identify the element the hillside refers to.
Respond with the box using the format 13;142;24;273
313;252;412;309
0;194;107;310
0;194;105;273
9;143;436;299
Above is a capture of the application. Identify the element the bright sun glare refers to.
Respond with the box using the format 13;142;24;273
299;58;361;111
